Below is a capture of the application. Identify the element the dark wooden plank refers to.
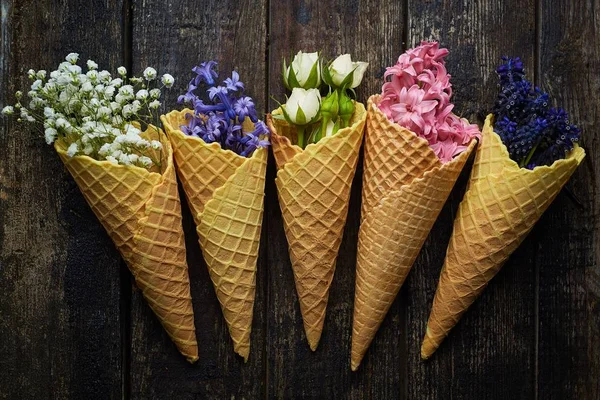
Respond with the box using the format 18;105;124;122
538;1;600;398
0;0;124;398
128;1;268;398
266;1;405;397
406;1;538;398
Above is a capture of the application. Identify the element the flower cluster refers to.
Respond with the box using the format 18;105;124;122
177;62;269;157
378;41;480;163
1;53;174;169
493;57;580;168
277;51;368;148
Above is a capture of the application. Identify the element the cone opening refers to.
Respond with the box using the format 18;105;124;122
54;124;171;177
161;109;269;163
483;113;585;176
268;100;367;154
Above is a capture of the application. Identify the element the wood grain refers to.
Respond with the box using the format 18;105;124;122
0;0;598;398
538;0;600;398
266;0;405;397
406;1;538;398
128;0;268;398
0;0;125;398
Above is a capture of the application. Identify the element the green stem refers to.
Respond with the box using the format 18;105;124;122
521;140;540;167
297;125;306;148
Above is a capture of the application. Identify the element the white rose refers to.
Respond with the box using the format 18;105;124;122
328;54;368;88
284;87;321;125
284;51;321;89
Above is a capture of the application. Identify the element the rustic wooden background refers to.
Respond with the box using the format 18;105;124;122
1;0;599;398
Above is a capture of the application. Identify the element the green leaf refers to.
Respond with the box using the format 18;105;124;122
339;67;356;91
296;104;307;125
303;60;320;89
288;63;301;89
282;58;290;90
322;60;334;87
280;105;295;125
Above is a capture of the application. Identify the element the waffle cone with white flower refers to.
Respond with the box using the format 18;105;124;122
351;43;481;370
165;63;270;361
267;101;366;350
55;125;198;362
351;96;476;370
162;110;267;361
1;54;198;362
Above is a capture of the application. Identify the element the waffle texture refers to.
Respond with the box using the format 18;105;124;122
351;95;476;370
267;102;367;350
162;110;267;361
421;114;585;359
55;125;198;362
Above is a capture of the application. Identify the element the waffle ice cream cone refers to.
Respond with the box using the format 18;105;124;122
350;95;476;370
162;110;267;361
54;125;198;362
267;101;367;350
421;114;585;359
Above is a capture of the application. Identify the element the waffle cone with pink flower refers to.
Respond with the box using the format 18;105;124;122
55;125;198;363
351;96;476;370
351;42;481;370
267;101;367;351
421;115;585;359
162;109;267;361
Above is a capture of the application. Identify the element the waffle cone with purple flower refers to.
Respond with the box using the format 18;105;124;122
421;57;585;359
162;109;267;361
55;125;198;363
350;95;476;370
267;101;366;351
421;115;584;359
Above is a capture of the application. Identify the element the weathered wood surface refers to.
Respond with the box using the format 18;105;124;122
0;0;598;399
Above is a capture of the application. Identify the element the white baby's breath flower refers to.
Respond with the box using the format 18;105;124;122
86;70;99;81
98;106;112;117
27;69;36;79
44;107;55;119
83;143;94;155
119;85;134;97
136;89;149;100
99;143;111;155
138;156;152;167
128;154;139;164
98;70;111;83
149;100;161;109
1;106;14;115
87;60;98;70
130;77;143;84
131;100;141;114
104;86;116;98
118;153;132;165
36;70;47;80
143;67;157;81
117;66;127;76
114;94;127;105
149;88;161;99
44;127;58;144
105;155;118;164
66;142;79;157
81;81;94;92
110;78;123;87
66;53;79;64
31;80;43;91
121;104;134;118
67;65;82;75
55;117;68;129
161;74;174;88
150;140;162;150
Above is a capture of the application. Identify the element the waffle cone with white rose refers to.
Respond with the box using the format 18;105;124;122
421;114;585;359
162;110;267;361
267;101;366;350
54;125;198;363
350;95;476;370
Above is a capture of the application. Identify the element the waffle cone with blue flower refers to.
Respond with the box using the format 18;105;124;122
163;63;269;361
351;43;481;371
269;52;369;350
421;57;585;359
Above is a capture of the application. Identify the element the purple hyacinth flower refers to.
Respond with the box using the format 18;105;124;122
224;71;245;92
192;61;218;86
234;96;258;123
